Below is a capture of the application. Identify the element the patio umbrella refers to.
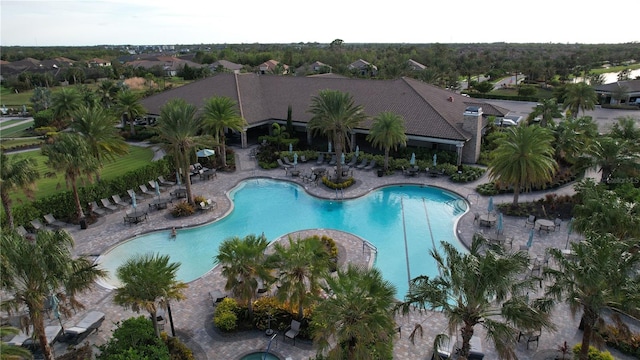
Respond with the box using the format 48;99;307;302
196;149;215;158
293;152;298;166
341;153;345;165
131;192;137;209
176;170;181;186
497;212;503;235
526;228;534;248
487;196;494;216
565;217;573;249
328;141;332;153
410;153;416;166
50;294;64;330
289;143;293;153
433;153;438;167
154;180;161;197
355;146;359;158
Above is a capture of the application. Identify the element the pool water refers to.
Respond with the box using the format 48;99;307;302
239;352;280;360
97;179;468;296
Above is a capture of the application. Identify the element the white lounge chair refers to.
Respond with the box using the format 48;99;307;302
61;310;105;345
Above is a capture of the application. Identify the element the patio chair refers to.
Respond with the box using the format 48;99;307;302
283;157;294;166
316;153;325;165
284;320;301;345
100;198;118;212
364;159;377;170
277;158;291;169
554;218;562;230
138;184;155;198
347;156;358;166
16;225;30;237
356;158;369;169
328;154;337;165
44;213;67;229
300;155;307;163
111;194;129;208
30;218;50;232
518;328;541;349
158;175;176;187
88;201;107;217
148;180;168;193
473;212;480;224
61;310;105;345
524;215;536;228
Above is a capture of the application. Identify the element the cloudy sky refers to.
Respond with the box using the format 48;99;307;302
2;0;638;46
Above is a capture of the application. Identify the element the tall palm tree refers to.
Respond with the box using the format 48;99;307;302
1;152;40;229
70;105;129;181
114;90;146;136
214;234;272;318
563;82;598;117
553;116;598;168
113;253;188;338
544;232;640;360
201;96;247;168
526;98;563;127
42;133;99;221
308;90;367;182
489;125;557;206
366;112;407;171
51;87;82;127
1;229;105;360
587;135;640;184
313;265;397;360
156;99;203;204
97;79;120;108
400;236;554;360
268;236;332;320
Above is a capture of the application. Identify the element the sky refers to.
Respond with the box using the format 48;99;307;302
1;0;638;46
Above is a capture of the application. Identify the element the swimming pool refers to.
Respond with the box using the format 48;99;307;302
97;179;468;296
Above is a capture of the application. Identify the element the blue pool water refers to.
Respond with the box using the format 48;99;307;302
97;179;468;296
239;352;280;360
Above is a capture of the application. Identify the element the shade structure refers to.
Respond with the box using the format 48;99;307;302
487;196;494;215
341;153;345;165
293;153;298;166
131;192;137;209
410;153;416;166
433;153;437;167
355;146;359;158
526;228;534;248
154;180;161;197
196;149;215;158
497;212;503;234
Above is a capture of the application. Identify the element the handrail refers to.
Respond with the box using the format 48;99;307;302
362;239;377;254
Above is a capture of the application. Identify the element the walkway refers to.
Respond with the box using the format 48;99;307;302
43;145;635;360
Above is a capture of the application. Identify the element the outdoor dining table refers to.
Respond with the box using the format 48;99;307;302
312;167;326;176
200;169;217;180
171;187;187;199
479;214;497;227
536;219;555;233
124;209;148;225
149;197;172;210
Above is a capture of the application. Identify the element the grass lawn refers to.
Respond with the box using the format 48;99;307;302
0;120;35;138
0;86;34;107
590;63;640;74
7;145;154;203
0;119;27;128
1;137;44;149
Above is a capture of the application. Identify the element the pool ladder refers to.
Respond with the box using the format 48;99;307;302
263;333;277;360
335;188;344;199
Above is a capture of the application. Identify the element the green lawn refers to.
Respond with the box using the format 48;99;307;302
0;86;34;107
590;63;640;75
0;120;35;138
7;145;154;202
0;119;26;128
1;137;44;149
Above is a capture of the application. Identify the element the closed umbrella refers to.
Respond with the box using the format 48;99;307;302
289;143;293;153
328;141;332;153
176;170;181;186
355;146;359;158
487;196;494;216
131;192;137;209
154;180;161;197
293;153;298;166
526;228;534;248
341;153;345;165
497;212;503;235
433;153;437;167
410;153;416;166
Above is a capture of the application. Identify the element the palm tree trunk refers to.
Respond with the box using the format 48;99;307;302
384;147;390;171
220;132;227;167
579;308;597;360
71;177;85;220
335;135;343;182
30;307;54;360
459;323;475;360
1;190;15;229
128;115;136;135
150;310;161;338
512;185;521;207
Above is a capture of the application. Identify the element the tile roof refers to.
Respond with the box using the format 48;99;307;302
141;73;508;142
594;79;640;93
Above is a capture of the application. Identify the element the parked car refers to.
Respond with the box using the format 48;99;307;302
495;114;522;127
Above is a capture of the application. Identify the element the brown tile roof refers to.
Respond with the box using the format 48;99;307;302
141;73;507;142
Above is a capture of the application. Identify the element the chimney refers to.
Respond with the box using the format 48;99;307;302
462;106;483;163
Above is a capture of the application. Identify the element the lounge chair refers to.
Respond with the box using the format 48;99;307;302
30;218;50;232
316;153;325;165
16;225;31;237
148;180;168;193
209;290;227;305
347;156;358;166
126;189;138;202
100;198;118;212
364;159;377;170
44;213;67;229
282;157;294;166
61;310;105;345
300;155;307;163
277;158;292;169
158;175;176;187
88;201;107;217
284;320;301;345
356;158;369;169
328;154;337;165
525;215;536;228
111;194;129;208
8;325;62;348
138;184;155;198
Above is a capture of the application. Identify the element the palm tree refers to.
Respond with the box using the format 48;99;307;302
114;90;146;136
268;236;332;320
527;98;563;127
544;232;640;360
42;133;99;221
553;116;598;168
97;79;120;108
366;112;407;171
400;236;554;360
1;325;34;359
587;135;640;184
1;152;40;229
201;96;247;168
563;82;598;117
70;105;129;181
113;253;188;338
1;229;105;360
214;234;272;318
489;125;557;206
308;90;367;182
51;87;82;126
313;265;397;359
156;99;203;204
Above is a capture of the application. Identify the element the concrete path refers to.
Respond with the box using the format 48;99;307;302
30;144;635;360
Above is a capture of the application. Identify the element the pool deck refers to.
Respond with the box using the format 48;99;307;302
45;144;637;360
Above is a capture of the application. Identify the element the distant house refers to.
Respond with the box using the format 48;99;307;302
210;60;243;73
594;79;640;106
125;56;205;77
140;73;509;164
407;59;427;71
295;61;332;76
258;60;289;75
88;58;111;67
348;59;378;77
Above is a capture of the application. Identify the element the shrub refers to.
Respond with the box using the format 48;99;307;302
213;298;239;332
572;344;615;360
476;182;499;195
450;165;486;183
161;332;195;360
321;176;355;189
193;195;207;204
170;201;195;217
97;316;170;360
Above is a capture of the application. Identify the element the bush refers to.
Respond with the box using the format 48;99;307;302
322;176;355;189
170;201;195;218
214;298;239;332
161;332;195;360
572;344;614;360
97;316;170;360
450;165;486;183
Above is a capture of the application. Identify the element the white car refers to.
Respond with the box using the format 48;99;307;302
495;115;522;127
